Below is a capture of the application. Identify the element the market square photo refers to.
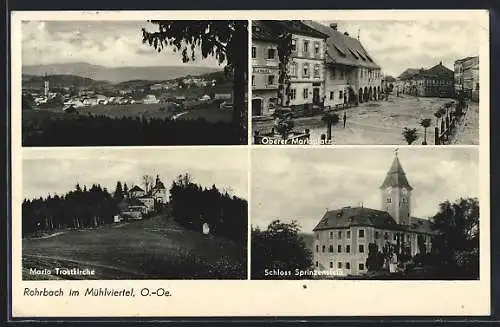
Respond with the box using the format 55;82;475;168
251;19;480;145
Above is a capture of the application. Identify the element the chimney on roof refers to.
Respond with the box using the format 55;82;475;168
329;23;338;31
439;61;442;66
344;32;349;36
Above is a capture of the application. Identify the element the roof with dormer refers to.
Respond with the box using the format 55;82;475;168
379;154;413;191
303;20;380;69
312;206;437;235
313;207;397;231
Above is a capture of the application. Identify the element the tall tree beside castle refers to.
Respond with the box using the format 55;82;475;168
430;197;479;278
251;220;313;279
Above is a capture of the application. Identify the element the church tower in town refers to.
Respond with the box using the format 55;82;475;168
379;149;413;225
43;73;50;98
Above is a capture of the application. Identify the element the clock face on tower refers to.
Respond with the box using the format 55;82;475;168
401;188;408;196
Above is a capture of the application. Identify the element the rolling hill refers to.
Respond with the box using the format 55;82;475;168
23;74;110;88
22;214;246;280
23;62;223;84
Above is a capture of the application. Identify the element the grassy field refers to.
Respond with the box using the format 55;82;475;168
23;215;246;280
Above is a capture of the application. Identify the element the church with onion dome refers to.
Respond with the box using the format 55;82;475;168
312;150;437;276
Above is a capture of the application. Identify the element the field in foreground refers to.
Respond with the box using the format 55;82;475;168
23;215;246;280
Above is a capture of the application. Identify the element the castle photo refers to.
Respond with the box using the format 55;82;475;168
251;147;479;280
312;150;435;276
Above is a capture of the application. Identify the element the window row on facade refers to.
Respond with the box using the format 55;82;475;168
314;261;365;271
316;244;365;254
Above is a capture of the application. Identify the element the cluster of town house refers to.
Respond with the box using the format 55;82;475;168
312;152;435;276
394;55;479;101
114;175;168;222
24;75;224;111
251;20;480;117
251;20;383;116
396;62;455;98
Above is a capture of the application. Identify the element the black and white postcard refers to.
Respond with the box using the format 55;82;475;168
10;9;490;319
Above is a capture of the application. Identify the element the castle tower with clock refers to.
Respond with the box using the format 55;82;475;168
380;150;413;225
312;149;437;276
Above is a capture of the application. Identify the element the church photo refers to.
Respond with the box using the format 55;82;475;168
22;147;249;280
251;147;480;280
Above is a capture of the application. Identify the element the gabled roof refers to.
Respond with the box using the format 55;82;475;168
303;20;380;69
421;62;453;79
129;185;144;192
380;155;413;190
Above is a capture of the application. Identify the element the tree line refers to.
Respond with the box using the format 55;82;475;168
22;184;119;236
169;173;247;246
23;114;242;146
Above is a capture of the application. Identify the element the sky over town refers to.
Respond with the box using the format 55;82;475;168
23;148;248;200
319;20;482;77
251;147;479;233
22;20;222;67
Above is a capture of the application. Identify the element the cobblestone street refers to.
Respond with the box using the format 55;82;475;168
252;94;479;145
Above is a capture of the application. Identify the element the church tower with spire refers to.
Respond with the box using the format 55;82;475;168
43;73;50;98
379;149;413;225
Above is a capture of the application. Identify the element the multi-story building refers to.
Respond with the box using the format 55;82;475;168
304;21;382;108
454;56;479;99
398;62;454;98
263;21;328;109
312;152;436;276
251;21;280;116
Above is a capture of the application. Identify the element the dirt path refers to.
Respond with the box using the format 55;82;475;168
30;231;67;240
